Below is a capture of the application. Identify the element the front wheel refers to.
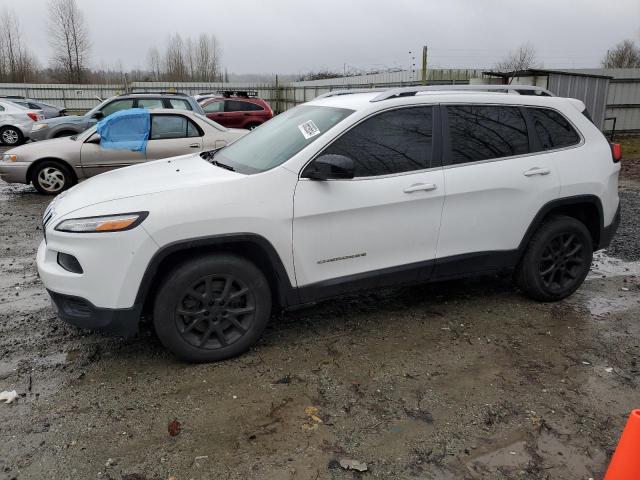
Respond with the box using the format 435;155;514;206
31;161;75;195
516;215;593;301
153;254;272;362
0;126;24;146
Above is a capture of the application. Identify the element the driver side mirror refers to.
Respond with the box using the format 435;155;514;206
86;133;101;144
92;111;104;120
303;154;354;180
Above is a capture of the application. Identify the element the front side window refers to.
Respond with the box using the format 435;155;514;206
102;99;134;117
447;105;529;164
203;101;224;113
150;115;200;139
528;108;580;150
321;106;434;177
215;105;353;174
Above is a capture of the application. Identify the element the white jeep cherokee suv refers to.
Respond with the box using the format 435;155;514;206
37;85;621;362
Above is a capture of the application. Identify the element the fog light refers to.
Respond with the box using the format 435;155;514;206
57;252;83;274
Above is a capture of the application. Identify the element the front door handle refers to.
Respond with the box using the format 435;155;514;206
404;183;437;193
524;167;551;177
189;143;200;148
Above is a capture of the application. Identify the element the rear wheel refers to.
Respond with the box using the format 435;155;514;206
31;160;75;195
245;123;261;130
0;126;24;146
516;215;593;301
153;254;272;362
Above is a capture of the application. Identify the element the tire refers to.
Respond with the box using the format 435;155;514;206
516;215;593;302
153;254;272;363
31;160;75;195
245;123;260;130
0;126;24;146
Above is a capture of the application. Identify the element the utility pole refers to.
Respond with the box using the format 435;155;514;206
421;45;428;85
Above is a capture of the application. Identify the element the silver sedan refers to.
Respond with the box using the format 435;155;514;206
0;109;247;194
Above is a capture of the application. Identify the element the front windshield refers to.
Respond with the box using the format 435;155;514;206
215;105;353;174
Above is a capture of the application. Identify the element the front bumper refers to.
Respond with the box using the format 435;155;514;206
599;203;621;250
0;161;30;184
48;289;141;337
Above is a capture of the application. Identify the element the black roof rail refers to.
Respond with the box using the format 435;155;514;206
0;95;27;99
120;91;190;96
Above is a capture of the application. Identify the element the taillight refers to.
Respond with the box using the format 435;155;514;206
27;112;39;122
611;143;622;163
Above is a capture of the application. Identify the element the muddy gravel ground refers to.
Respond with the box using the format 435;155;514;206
1;170;639;479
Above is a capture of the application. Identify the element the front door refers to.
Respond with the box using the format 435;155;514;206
144;114;203;160
293;106;445;297
79;132;146;177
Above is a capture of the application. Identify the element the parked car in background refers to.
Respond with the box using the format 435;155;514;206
1;96;67;118
0;100;44;146
29;92;205;141
198;90;273;130
35;85;620;362
0;109;246;194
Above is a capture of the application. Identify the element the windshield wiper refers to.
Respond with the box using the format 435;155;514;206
200;149;234;171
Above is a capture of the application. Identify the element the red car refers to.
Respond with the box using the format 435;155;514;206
198;91;273;130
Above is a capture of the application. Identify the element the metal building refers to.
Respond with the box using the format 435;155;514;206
479;69;612;130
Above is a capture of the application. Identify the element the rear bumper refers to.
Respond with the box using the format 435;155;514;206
599;203;621;250
48;289;141;338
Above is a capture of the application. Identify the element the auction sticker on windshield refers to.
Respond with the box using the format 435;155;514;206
298;120;320;139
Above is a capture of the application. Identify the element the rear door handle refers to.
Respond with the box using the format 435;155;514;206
189;143;200;148
404;183;437;193
524;167;551;177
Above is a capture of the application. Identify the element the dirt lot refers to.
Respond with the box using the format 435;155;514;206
1;142;639;480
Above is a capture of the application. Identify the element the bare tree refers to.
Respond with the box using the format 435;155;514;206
48;0;90;83
148;33;222;82
0;8;38;82
494;43;539;82
147;46;162;81
602;39;640;68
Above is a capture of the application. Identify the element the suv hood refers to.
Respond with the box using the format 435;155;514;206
50;153;240;219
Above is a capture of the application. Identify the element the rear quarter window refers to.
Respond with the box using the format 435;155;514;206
527;108;580;150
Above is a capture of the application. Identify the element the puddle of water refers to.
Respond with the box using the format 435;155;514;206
589;251;640;279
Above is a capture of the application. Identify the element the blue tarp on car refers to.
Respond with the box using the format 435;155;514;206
96;108;150;152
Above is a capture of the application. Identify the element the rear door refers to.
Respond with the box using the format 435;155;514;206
144;113;203;160
435;103;561;276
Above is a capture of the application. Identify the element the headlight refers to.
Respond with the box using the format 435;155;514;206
1;154;18;162
55;212;148;233
32;123;49;132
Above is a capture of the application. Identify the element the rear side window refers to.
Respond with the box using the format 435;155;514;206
322;106;434;177
528;108;580;150
168;98;192;111
150;115;200;139
137;98;164;109
446;105;529;164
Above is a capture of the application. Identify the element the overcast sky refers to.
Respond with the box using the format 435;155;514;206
2;0;639;74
